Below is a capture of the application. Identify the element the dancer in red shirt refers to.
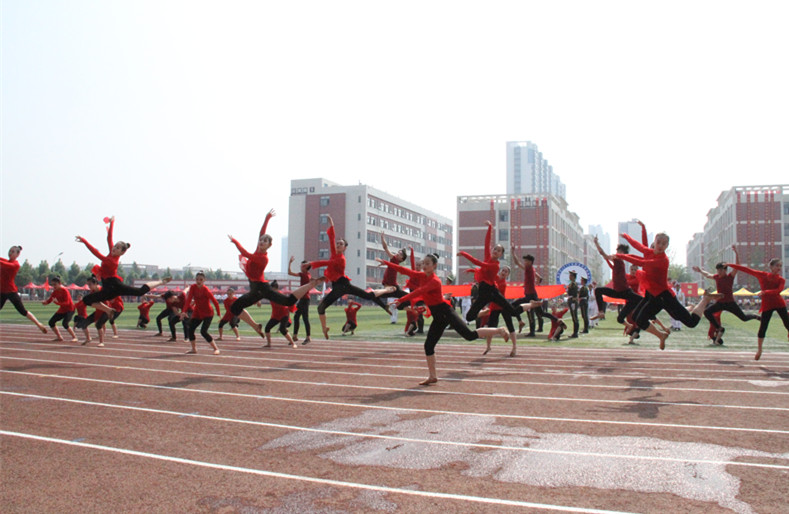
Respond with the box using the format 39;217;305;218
310;215;393;340
76;217;171;316
376;230;409;301
180;271;221;355
108;296;124;338
287;257;313;344
404;304;427;337
693;245;759;344
590;237;643;325
342;300;362;335
217;288;241;341
0;245;47;333
378;254;519;386
482;266;520;357
137;299;155;329
42;276;77;342
458;221;526;324
263;281;298;348
726;258;788;360
229;209;320;336
511;246;557;335
617;232;716;349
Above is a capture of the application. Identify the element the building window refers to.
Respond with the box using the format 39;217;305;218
320;214;329;225
783;204;789;215
319;232;328;242
320;196;330;207
499;229;509;242
318;249;329;259
499;211;509;222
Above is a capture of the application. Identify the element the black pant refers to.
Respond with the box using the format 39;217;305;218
424;302;479;356
487;309;515;333
704;301;759;329
232;281;297;315
580;298;589;332
48;310;75;328
567;298;579;335
634;290;700;331
156;308;173;334
83;277;149;306
0;292;28;316
293;297;311;337
317;276;388;315
187;316;214;342
169;313;188;339
757;307;789;338
513;293;556;334
218;317;239;329
264;315;291;335
594;287;643;324
466;282;521;323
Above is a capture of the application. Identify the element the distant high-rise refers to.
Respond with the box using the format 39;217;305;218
618;219;653;248
506;141;566;199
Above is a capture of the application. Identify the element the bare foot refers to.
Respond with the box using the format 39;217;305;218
303;337;311;345
659;333;667;350
112;335;118;339
500;328;509;342
38;326;48;334
482;347;490;355
322;326;330;340
213;349;220;355
518;320;525;333
755;349;762;360
185;349;197;354
217;337;223;341
263;343;272;348
97;343;105;347
509;349;517;357
235;336;241;341
419;377;438;386
52;337;64;342
71;338;79;342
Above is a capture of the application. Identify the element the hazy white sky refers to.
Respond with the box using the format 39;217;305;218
2;0;787;274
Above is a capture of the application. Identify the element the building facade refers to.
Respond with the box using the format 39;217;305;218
506;141;566;200
288;178;454;288
687;184;789;291
456;194;603;286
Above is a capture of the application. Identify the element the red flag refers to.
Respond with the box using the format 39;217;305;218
43;278;51;292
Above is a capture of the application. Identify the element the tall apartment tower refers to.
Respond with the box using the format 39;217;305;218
456;194;604;286
288;178;454;288
618;219;654;248
506;141;566;199
687;184;789;291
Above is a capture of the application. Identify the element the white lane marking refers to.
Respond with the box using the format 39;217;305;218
4;390;788;471
0;429;635;514
3;353;788;413
4;344;789;398
3;370;788;435
3;336;789;384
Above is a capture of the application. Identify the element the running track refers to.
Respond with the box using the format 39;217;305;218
1;324;788;513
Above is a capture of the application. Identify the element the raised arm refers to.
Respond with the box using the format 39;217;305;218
409;247;415;270
637;219;648;246
326;216;337;258
76;236;106;261
106;216;115;251
228;235;254;259
380;231;395;259
510;245;524;270
692;266;715;280
622;233;650;256
376;258;421;279
484;221;492;261
730;245;740;279
259;209;275;238
287;256;299;277
593;236;614;269
457;251;484;267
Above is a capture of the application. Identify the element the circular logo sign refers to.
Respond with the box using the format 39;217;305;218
556;262;592;285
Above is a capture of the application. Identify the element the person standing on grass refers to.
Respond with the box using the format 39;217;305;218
0;245;48;333
725;258;788;360
180;271;221;355
511;248;557;336
42;276;77;342
287;257;313;344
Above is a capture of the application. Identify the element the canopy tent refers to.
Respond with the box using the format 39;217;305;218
781;288;789;297
733;287;755;296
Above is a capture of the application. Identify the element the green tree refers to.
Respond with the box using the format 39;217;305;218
36;260;50;283
15;259;34;288
668;263;692;283
68;262;82;284
73;271;92;287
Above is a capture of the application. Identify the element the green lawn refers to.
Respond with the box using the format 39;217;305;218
3;301;788;355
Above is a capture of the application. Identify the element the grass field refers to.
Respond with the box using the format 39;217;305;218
3;300;788;356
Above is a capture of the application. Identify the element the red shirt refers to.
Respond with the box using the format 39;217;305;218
184;284;221;319
345;301;361;323
713;274;735;303
270;302;296;320
728;264;786;312
231;213;272;283
109;297;124;313
610;259;628;292
221;296;237;321
0;258;20;293
44;287;75;314
79;219;122;280
617;234;669;296
406;305;426;324
458;224;498;285
75;300;88;318
400;273;449;308
522;265;536;295
298;271;311;286
490;277;508;312
382;256;401;286
170;292;186;311
138;301;154;319
310;225;347;282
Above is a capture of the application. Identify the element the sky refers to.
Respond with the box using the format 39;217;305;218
2;0;788;275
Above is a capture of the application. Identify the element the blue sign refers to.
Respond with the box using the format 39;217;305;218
556;262;592;285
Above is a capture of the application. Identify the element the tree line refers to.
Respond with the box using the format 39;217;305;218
13;260;232;287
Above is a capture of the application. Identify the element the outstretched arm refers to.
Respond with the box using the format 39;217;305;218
593;236;614;269
259;209;275;238
621;233;650;256
510;245;524;270
76;236;105;261
381;231;395;259
730;245;740;279
107;216;115;251
376;258;421;279
287;256;299;277
692;266;715;280
637;219;648;246
228;235;253;259
484;221;492;261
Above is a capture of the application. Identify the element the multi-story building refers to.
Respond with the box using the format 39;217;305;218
288;178;454;288
618;219;654;248
686;232;704;273
456;194;593;286
506;141;566;200
687;184;789;291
